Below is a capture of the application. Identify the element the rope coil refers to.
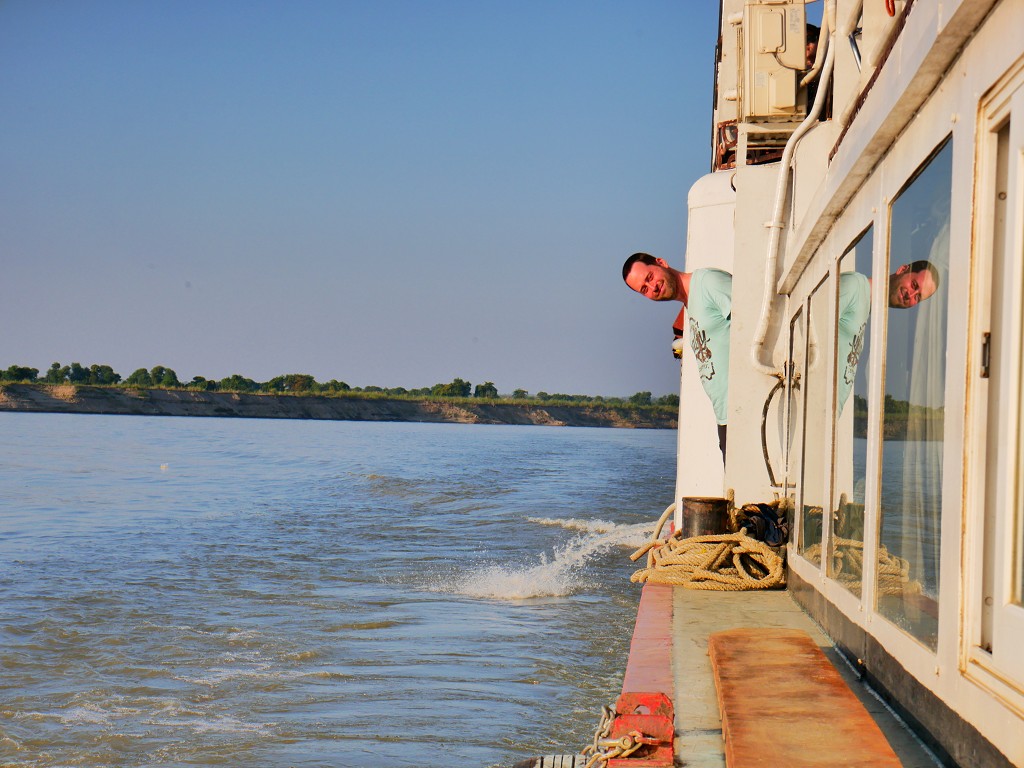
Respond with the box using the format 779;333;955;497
804;538;920;596
631;532;785;590
630;502;785;590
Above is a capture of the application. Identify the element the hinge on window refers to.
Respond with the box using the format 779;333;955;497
980;332;991;379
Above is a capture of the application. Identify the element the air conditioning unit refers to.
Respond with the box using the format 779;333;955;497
740;0;807;120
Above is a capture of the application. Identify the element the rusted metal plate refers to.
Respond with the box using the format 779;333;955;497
605;710;675;767
708;628;902;768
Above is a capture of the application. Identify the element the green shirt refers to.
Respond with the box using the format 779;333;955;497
687;268;732;424
837;272;871;414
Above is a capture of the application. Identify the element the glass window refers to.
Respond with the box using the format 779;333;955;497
1009;112;1024;609
800;277;831;561
877;140;952;649
832;228;873;596
787;309;806;518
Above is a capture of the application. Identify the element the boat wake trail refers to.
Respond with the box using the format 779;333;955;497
527;516;645;534
442;519;653;600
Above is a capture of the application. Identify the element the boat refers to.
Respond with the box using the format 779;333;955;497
529;0;1024;765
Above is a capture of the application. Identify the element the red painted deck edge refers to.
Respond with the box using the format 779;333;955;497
606;582;675;767
620;583;675;696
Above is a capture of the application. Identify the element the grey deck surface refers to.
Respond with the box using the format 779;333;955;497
670;588;941;767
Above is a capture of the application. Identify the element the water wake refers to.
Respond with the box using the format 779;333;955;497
528;516;647;535
444;519;653;600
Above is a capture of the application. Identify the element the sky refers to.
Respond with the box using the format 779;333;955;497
1;1;721;398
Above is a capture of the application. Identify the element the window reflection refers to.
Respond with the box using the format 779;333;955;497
877;140;952;650
832;229;873;596
787;309;806;521
800;278;831;561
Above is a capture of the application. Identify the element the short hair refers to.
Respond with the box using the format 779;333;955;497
622;252;658;283
907;260;940;291
806;24;820;44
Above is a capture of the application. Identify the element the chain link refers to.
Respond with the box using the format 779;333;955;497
579;705;649;768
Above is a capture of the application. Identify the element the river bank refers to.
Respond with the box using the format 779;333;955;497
0;383;676;429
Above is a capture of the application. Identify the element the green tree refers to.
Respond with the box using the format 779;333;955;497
884;394;909;414
536;391;550;401
656;393;680;407
150;366;179;388
323;380;351;393
88;364;121;385
264;374;317;393
67;362;90;384
219;374;259;392
853;394;868;415
189;376;218;391
44;362;66;383
432;378;472;397
1;365;39;382
629;391;653;406
511;388;528;399
474;382;498;398
125;368;153;387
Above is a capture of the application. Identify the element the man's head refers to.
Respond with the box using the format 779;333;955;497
622;252;680;302
888;261;939;308
805;24;820;70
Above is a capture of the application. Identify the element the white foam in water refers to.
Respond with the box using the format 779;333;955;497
446;519;653;600
145;713;275;735
528;517;649;536
180;662;275;687
60;706;113;725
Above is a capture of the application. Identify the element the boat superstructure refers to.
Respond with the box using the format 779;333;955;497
670;0;1024;764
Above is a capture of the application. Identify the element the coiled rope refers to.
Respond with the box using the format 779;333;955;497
629;503;786;590
804;538;920;597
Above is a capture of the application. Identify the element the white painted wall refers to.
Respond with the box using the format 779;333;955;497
674;171;736;529
724;163;788;505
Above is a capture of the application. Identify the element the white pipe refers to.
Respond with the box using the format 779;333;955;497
839;0;864;38
800;12;829;88
837;0;866;128
750;0;837;377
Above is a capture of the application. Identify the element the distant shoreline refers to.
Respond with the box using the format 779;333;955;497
0;383;677;430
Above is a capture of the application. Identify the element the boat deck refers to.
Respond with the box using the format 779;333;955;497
670;587;940;767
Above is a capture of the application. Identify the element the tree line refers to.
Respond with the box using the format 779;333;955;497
0;363;679;408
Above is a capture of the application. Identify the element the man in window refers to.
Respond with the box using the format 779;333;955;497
838;260;940;412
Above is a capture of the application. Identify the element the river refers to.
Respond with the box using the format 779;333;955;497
0;413;676;767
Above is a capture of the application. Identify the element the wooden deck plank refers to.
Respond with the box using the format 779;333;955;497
708;628;902;768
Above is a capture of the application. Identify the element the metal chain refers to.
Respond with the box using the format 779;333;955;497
581;704;615;762
580;705;648;768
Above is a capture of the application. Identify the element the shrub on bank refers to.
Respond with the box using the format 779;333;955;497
0;363;677;412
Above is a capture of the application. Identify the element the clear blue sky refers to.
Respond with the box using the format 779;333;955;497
1;1;720;397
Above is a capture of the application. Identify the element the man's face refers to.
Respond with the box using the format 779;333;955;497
625;258;678;301
888;264;937;308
